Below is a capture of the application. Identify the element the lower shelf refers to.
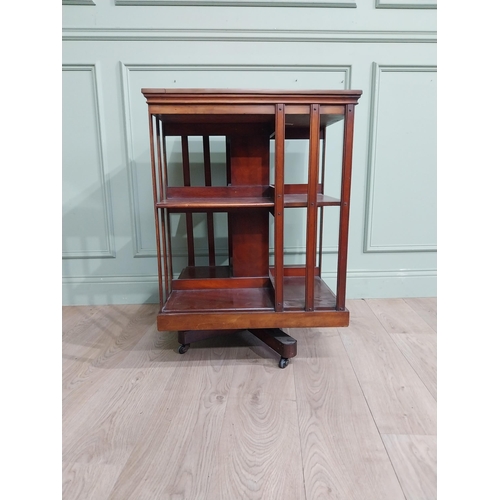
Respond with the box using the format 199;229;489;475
158;272;346;331
162;287;275;313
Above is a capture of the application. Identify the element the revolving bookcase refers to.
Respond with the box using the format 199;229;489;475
142;89;362;368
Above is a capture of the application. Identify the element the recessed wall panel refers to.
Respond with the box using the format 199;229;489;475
365;64;436;252
122;64;349;257
62;65;114;258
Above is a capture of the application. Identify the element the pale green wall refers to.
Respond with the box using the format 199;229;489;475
62;0;436;305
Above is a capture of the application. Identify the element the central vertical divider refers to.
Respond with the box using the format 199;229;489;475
228;127;269;278
274;104;285;312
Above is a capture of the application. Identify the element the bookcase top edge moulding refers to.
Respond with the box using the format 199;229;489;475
142;88;362;369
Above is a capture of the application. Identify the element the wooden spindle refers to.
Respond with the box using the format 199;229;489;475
149;115;163;306
203;136;216;267
305;104;321;311
336;104;355;311
181;136;195;267
274;104;285;312
318;127;327;274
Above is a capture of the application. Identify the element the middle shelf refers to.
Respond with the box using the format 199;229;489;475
155;184;340;211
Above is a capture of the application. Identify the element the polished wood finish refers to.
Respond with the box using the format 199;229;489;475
203;136;216;266
336;103;356;311
181;136;195;266
248;328;297;359
305;104;321;311
274;103;285;312
142;89;361;364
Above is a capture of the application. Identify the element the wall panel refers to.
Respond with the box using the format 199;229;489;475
365;64;437;253
62;64;115;259
62;2;436;304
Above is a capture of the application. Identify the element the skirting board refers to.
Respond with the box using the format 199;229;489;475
62;270;436;305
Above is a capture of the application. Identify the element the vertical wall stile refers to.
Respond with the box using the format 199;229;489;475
203;136;216;267
149;114;163;306
336;104;356;311
305;104;321;311
274;104;285;312
181;135;195;267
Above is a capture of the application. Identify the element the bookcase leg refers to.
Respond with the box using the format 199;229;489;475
248;328;297;368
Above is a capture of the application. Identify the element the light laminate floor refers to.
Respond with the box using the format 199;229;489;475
62;298;437;500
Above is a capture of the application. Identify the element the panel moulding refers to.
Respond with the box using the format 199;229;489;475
115;0;356;7
375;0;436;8
62;28;437;44
364;63;437;254
120;62;351;257
62;63;116;259
63;0;96;5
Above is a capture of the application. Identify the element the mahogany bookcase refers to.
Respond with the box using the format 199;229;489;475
142;89;362;368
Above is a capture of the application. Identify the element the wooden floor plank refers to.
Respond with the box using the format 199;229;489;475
207;354;306;500
62;303;437;499
382;434;437;500
340;300;436;435
62;305;157;400
62;461;122;500
293;328;406;500
366;298;436;335
62;305;100;340
63;310;182;469
106;346;238;500
404;297;437;332
391;333;437;400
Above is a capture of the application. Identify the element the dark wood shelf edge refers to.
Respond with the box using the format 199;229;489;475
157;309;350;331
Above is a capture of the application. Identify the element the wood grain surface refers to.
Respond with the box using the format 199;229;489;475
339;300;436;435
391;333;437;400
62;298;437;500
382;434;437;500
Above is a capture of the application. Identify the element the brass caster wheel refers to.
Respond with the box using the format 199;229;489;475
279;357;289;369
178;344;190;354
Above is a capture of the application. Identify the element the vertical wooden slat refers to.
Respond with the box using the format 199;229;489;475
274;104;285;312
336;104;356;311
305;104;321;311
203;136;216;267
161;125;169;198
158;121;169;298
156;117;165;201
149;115;163;307
226;137;233;270
160;127;171;294
166;210;173;294
181;135;195;267
318;127;327;274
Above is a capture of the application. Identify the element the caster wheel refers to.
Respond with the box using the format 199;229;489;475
279;357;289;369
178;344;190;354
